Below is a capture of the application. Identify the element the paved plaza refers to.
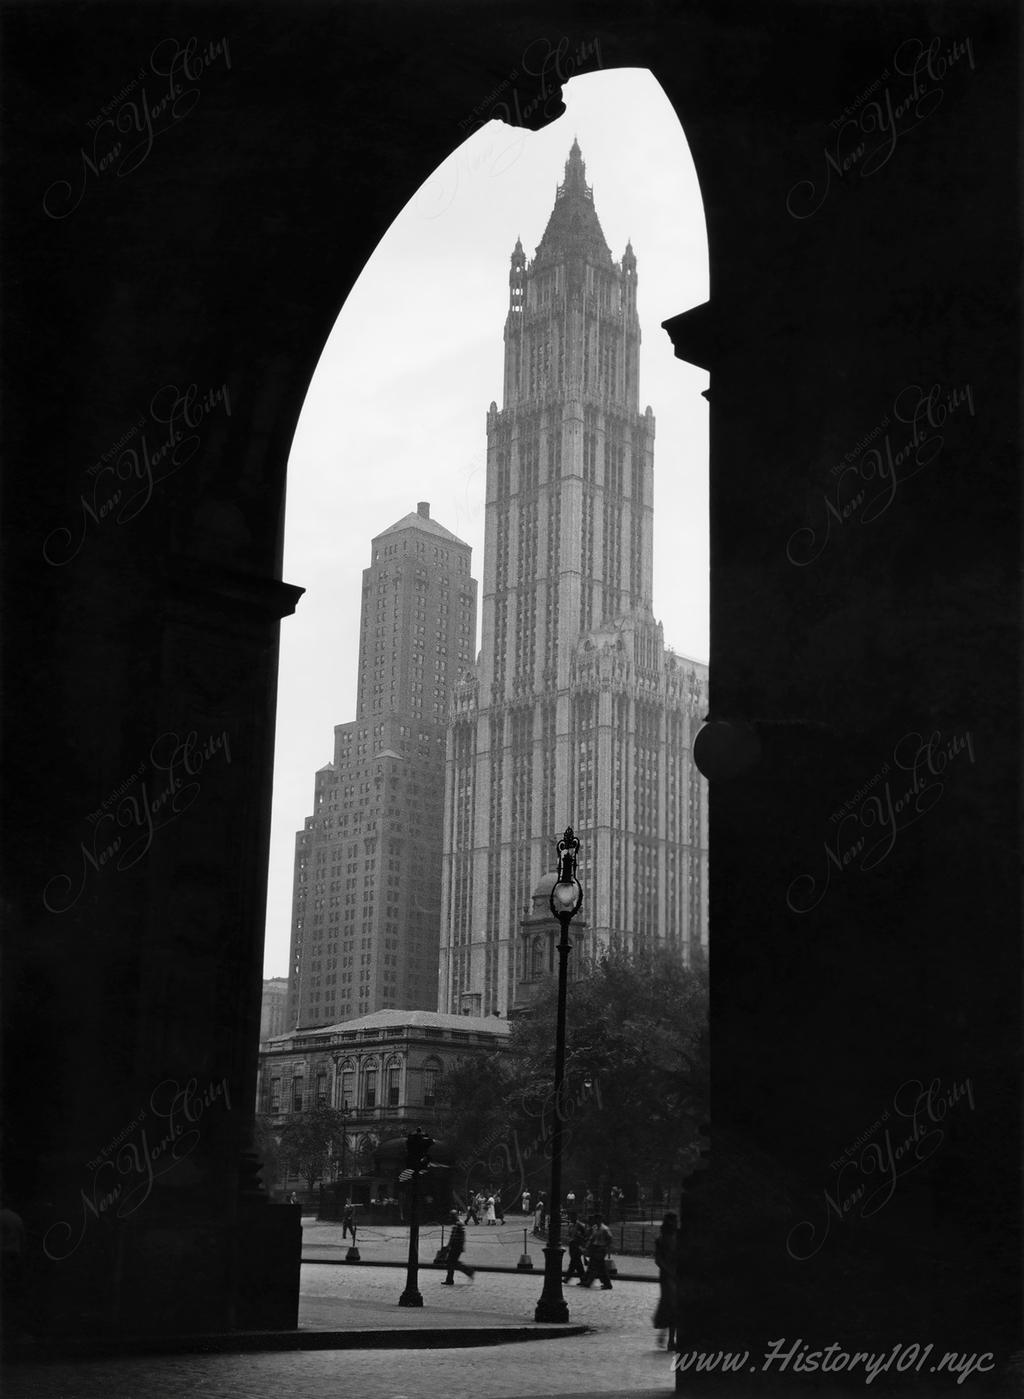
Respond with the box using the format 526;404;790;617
6;1266;671;1399
5;1218;674;1399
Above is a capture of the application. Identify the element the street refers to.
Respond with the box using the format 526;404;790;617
6;1262;673;1399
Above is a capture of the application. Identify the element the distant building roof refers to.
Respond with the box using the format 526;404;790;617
273;1008;510;1041
374;501;469;549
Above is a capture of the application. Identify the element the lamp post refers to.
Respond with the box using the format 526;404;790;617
535;825;583;1324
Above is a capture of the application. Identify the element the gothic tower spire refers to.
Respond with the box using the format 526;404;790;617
440;144;709;1019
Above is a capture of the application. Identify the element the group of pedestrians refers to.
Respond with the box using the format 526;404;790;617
462;1189;504;1225
562;1212;614;1288
441;1196;680;1350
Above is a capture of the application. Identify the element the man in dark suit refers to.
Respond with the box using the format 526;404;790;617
441;1210;476;1284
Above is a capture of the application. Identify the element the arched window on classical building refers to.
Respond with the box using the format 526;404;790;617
335;1058;356;1111
385;1056;402;1107
362;1059;378;1109
422;1057;442;1108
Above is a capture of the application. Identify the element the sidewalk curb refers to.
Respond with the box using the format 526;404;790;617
302;1256;658;1283
6;1323;591;1363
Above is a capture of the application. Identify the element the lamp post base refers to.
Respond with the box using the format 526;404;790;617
534;1246;569;1323
398;1289;423;1307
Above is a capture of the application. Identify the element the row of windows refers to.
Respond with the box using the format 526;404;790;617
267;1063;442;1113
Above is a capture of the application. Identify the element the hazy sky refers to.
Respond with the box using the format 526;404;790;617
263;68;709;977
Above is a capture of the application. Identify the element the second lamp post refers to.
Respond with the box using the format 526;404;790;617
534;825;583;1325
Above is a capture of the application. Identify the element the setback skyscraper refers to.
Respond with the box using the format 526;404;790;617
439;141;708;1019
287;503;477;1028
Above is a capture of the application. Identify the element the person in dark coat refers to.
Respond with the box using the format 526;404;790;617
342;1198;357;1241
464;1193;480;1225
582;1214;614;1289
653;1211;679;1348
441;1210;475;1284
1;1205;26;1349
561;1212;588;1284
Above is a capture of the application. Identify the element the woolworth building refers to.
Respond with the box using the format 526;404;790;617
439;140;709;1019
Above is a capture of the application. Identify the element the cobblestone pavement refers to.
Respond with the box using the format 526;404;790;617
6;1266;673;1399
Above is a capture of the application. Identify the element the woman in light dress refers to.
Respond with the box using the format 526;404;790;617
485;1193;497;1225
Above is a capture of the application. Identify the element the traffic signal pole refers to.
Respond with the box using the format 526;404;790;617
398;1168;423;1307
399;1128;432;1307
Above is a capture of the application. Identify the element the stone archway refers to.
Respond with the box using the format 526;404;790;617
4;0;1018;1364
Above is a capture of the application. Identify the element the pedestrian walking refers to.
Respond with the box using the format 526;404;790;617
534;1192;546;1235
441;1211;475;1284
565;1189;576;1214
464;1193;480;1225
521;1188;531;1216
494;1192;505;1224
1;1204;26;1348
485;1193;497;1225
342;1198;357;1241
653;1211;678;1348
582;1214;614;1289
584;1188;596;1215
562;1213;588;1285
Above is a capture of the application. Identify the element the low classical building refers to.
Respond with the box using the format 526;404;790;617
257;1009;510;1201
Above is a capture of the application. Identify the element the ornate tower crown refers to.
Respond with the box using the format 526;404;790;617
533;138;612;269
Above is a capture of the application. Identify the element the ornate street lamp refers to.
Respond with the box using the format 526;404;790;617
535;826;583;1325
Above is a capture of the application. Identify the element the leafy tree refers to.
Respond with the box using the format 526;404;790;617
511;946;709;1198
437;948;709;1208
254;1113;287;1198
277;1104;349;1193
435;1051;522;1203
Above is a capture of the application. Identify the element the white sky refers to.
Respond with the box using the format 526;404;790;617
264;69;709;976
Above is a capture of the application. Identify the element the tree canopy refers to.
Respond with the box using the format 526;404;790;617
437;947;708;1208
275;1104;350;1192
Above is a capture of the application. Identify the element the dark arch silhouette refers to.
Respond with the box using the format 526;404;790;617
3;0;1018;1370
